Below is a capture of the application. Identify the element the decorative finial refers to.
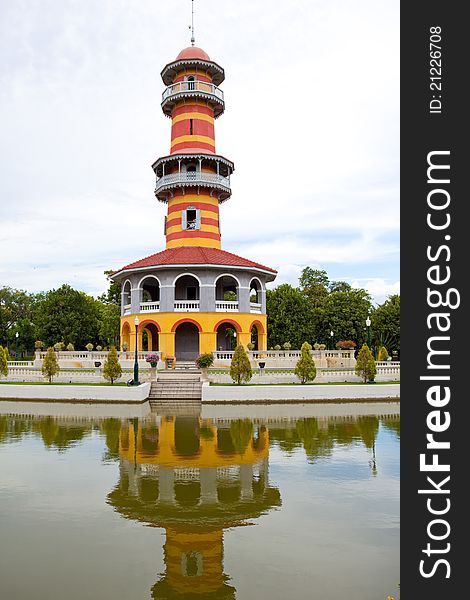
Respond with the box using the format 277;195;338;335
190;0;195;46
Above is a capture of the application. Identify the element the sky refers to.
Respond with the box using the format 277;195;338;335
0;0;399;305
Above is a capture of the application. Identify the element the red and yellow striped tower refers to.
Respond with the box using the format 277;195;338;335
153;46;233;250
112;29;277;360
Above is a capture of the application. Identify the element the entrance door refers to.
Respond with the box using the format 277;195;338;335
175;322;200;361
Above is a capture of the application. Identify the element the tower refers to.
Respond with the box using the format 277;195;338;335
111;38;277;362
155;46;231;250
107;416;281;599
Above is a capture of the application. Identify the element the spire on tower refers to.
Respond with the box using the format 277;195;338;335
189;0;195;46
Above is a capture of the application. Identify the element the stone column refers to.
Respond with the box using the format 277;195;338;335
237;285;250;313
159;466;175;503
159;284;174;312
200;467;218;504
260;288;267;314
200;283;215;312
130;287;141;315
240;463;254;499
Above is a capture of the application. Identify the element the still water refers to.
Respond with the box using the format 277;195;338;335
0;403;399;600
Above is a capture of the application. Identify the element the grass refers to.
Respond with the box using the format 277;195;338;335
0;381;128;386
209;380;399;386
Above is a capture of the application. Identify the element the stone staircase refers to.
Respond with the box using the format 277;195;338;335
173;361;200;373
148;371;203;406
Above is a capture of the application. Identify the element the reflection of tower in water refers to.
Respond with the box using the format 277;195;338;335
107;416;281;599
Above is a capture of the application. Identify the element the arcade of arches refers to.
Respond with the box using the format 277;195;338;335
120;313;266;360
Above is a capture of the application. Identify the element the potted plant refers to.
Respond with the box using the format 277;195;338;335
313;342;321;350
66;342;74;352
96;345;103;352
195;352;214;381
274;344;281;351
146;353;160;380
335;340;357;350
85;343;94;352
247;342;255;351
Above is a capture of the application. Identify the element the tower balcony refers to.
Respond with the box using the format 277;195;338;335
155;170;231;202
161;81;225;117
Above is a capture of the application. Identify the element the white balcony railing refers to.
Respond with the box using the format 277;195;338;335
162;81;224;104
215;300;239;312
155;171;230;193
140;301;160;312
174;301;200;312
123;303;131;315
250;302;262;313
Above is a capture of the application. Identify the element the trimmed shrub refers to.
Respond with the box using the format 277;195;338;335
294;342;317;384
0;346;8;377
355;344;377;383
42;347;60;383
377;346;389;361
103;346;122;384
230;345;253;384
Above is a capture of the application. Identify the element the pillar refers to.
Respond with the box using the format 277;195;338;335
159;467;175;503
200;331;217;354
240;463;254;500
238;332;251;348
159;332;175;359
200;467;218;504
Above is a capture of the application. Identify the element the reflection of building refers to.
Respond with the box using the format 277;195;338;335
107;417;281;599
111;40;277;360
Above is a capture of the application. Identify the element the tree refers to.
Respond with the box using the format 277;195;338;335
35;284;101;349
294;342;317;384
230;344;252;384
355;344;377;383
42;347;60;383
299;267;329;305
99;303;121;348
0;346;8;378
266;284;315;348
0;287;38;353
103;346;122;384
324;287;373;348
98;270;122;306
372;294;400;354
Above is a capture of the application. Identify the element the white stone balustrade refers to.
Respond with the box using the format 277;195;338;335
174;300;200;312
215;300;238;312
140;301;160;312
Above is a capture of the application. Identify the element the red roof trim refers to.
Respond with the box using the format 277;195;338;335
115;247;277;275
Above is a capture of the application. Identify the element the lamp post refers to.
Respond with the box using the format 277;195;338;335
365;314;371;348
15;331;19;359
330;330;333;350
133;317;140;385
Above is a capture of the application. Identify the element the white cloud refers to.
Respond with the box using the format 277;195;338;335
0;0;399;304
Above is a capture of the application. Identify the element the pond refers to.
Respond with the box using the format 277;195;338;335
0;402;399;600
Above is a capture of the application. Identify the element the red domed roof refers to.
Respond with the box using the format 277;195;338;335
175;46;210;61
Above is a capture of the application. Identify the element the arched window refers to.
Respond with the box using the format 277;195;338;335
186;75;195;91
